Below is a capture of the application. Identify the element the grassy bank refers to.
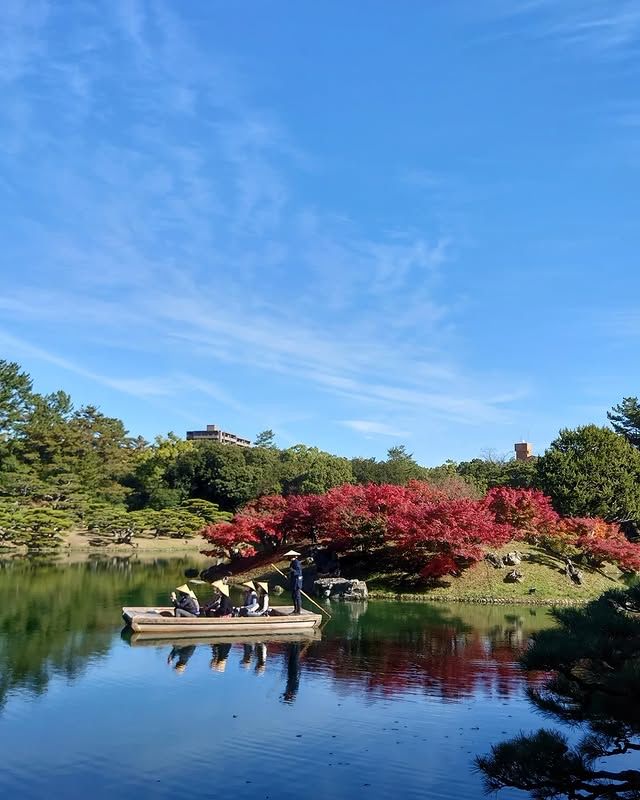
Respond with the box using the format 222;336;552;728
359;542;626;603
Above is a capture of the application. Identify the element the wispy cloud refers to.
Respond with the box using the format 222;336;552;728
487;0;640;58
0;330;173;399
340;420;411;438
0;0;530;445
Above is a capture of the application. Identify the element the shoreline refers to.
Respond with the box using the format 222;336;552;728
367;591;586;605
0;531;210;564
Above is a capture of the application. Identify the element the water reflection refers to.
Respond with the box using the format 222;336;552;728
477;591;640;798
167;644;196;673
130;602;549;706
160;638;304;701
0;557;203;712
210;642;232;672
283;641;301;703
0;559;562;800
0;556;555;711
302;603;550;701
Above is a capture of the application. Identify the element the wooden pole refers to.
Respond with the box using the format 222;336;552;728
270;563;332;619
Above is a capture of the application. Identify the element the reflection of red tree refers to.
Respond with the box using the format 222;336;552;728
300;625;546;701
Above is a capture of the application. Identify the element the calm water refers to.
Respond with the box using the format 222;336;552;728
0;557;559;799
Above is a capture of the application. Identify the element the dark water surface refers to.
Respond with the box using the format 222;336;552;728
0;558;558;799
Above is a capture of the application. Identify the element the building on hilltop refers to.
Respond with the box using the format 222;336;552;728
514;441;533;461
186;424;251;447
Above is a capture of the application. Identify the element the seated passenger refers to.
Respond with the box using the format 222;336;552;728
238;580;259;616
243;580;269;617
171;584;200;617
211;580;232;617
255;581;270;615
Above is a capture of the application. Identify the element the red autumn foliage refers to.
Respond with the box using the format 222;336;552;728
482;487;559;538
201;482;640;577
202;495;287;558
558;517;640;573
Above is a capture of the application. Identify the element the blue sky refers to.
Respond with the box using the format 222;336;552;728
1;1;639;464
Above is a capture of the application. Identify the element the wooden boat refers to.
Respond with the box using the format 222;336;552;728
122;606;323;637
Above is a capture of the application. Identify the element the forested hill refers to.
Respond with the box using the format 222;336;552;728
1;359;640;550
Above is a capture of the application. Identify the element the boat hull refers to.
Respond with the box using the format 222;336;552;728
122;606;322;636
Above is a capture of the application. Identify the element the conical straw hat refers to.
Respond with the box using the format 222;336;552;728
240;580;255;590
212;580;230;597
284;550;300;557
176;584;196;598
257;581;269;593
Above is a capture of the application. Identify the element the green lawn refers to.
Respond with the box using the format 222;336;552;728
363;541;627;603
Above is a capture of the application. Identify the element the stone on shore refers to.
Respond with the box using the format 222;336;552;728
314;577;368;601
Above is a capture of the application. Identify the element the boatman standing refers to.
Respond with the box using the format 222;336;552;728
285;550;303;615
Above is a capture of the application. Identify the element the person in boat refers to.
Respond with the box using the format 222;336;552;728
285;550;303;615
171;584;200;617
212;580;233;617
167;644;196;673
238;580;259;616
244;581;270;617
202;580;233;617
256;581;270;615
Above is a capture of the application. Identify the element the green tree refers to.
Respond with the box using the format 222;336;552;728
138;508;204;538
253;429;277;448
127;434;193;509
456;456;538;493
180;498;231;524
477;585;640;799
537;425;640;522
0;500;73;550
0;361;33;443
608;396;640;449
171;442;260;510
245;445;283;496
351;457;385;484
380;445;426;485
279;445;353;495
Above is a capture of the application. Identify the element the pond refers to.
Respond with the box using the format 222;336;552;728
0;557;559;799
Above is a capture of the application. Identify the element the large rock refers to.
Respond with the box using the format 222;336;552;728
564;559;583;586
485;552;504;569
504;569;524;583
502;551;522;567
314;577;368;601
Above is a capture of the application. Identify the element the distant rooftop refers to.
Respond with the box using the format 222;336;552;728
186;423;251;447
514;441;533;461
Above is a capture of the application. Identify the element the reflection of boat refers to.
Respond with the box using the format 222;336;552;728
122;606;322;637
126;628;322;647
